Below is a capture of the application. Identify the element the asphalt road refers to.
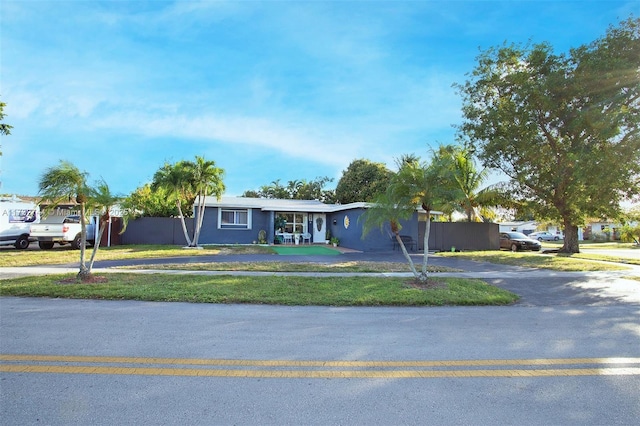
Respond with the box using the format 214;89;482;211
1;298;639;425
1;251;639;425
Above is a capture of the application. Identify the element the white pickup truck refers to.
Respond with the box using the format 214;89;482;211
30;215;97;250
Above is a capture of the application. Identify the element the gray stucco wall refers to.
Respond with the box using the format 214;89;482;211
196;208;272;245
327;209;419;252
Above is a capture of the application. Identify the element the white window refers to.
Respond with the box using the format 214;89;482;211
276;213;307;234
219;208;251;229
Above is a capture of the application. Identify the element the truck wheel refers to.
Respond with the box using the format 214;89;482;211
71;234;82;250
39;241;54;250
14;235;30;250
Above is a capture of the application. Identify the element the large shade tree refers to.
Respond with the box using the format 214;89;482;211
121;184;179;218
456;17;640;253
335;159;392;204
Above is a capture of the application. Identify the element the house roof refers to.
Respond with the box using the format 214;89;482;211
203;196;368;213
498;221;537;226
203;196;445;216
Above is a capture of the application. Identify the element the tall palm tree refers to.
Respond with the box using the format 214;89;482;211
185;156;225;247
362;154;460;283
391;157;459;281
439;146;498;222
38;161;91;280
151;161;194;246
361;187;420;277
152;157;225;247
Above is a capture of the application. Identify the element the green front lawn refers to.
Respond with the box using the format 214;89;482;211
0;273;518;306
436;251;632;271
0;244;273;267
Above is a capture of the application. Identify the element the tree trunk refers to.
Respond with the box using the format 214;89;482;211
192;192;207;247
176;201;193;246
561;220;580;253
78;203;89;279
420;212;431;279
77;264;91;281
394;232;420;279
88;217;108;272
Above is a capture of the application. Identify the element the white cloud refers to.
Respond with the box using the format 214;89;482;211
93;111;361;167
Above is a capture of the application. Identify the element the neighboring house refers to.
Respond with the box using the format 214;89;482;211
584;221;622;241
498;221;538;234
498;222;570;239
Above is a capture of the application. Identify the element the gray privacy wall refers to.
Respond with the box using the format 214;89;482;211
425;222;500;251
120;217;194;246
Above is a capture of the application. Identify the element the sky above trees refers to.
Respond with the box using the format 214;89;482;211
1;0;637;198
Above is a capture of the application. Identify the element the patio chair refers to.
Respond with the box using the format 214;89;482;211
302;232;312;244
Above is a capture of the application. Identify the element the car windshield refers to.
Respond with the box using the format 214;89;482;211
507;232;529;239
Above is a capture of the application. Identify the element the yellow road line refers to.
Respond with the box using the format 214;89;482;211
2;354;639;368
1;364;640;378
3;355;640;379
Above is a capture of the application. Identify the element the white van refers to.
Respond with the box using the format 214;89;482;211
0;197;40;249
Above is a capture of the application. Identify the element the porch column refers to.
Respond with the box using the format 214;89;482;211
268;211;275;244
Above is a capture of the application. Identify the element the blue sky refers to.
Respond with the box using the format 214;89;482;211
1;0;638;199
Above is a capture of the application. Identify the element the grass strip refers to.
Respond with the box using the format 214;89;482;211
0;245;273;267
565;252;640;266
0;273;519;306
117;261;459;273
436;251;630;271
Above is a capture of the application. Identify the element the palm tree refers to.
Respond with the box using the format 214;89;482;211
437;145;499;222
152;156;225;247
362;154;460;283
185;156;225;247
361;187;420;277
391;157;460;281
87;179;121;272
151;161;194;246
38;161;92;280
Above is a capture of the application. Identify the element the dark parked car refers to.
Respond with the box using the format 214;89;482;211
500;232;542;252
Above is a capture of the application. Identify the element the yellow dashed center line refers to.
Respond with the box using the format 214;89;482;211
1;355;639;379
